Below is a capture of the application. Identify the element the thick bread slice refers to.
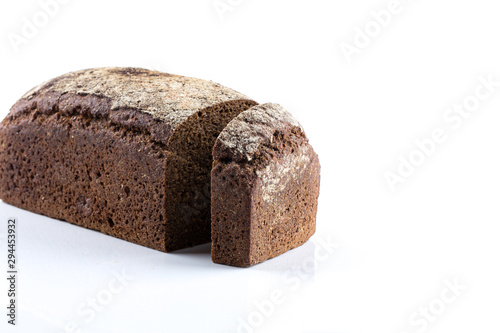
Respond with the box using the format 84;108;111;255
211;103;320;267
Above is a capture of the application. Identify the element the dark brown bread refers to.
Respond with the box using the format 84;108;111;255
0;67;257;251
211;103;320;267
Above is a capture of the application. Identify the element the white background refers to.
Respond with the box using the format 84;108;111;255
0;0;499;332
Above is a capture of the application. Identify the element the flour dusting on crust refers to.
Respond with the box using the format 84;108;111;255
21;67;251;130
216;103;302;160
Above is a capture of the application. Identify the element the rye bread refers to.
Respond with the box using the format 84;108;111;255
211;103;320;267
0;67;257;251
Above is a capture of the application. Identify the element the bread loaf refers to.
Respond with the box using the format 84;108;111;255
0;67;257;251
211;103;320;267
0;68;321;267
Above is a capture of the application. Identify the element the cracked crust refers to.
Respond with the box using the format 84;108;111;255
214;103;304;163
18;67;250;130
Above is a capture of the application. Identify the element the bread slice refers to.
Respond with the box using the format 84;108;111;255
0;67;257;252
211;103;320;267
